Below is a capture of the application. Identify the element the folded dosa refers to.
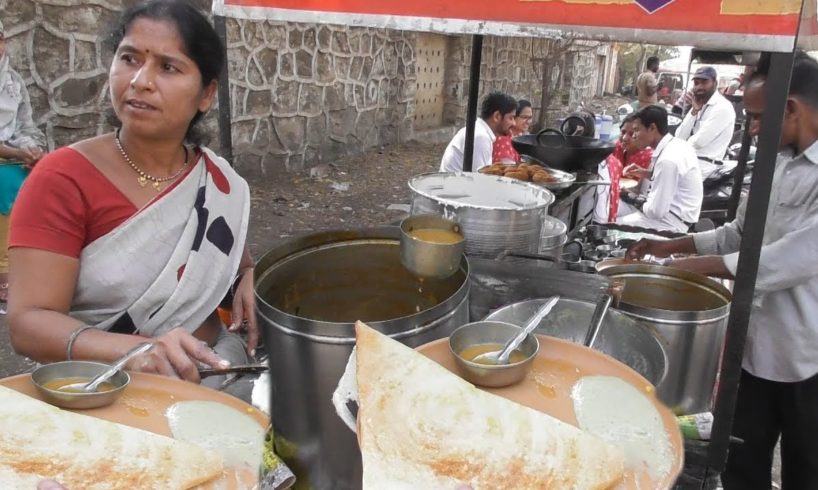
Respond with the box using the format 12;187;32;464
0;385;222;490
355;322;625;490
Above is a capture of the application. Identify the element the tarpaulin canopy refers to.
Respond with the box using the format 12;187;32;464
214;0;805;52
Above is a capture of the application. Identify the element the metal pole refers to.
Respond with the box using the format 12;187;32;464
462;35;484;172
707;50;795;472
214;15;235;166
726;118;754;221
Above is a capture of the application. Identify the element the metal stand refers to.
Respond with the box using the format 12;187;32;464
706;50;796;473
214;15;234;165
726;118;754;222
462;35;483;172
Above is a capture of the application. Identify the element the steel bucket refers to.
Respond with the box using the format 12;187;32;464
408;172;554;258
599;264;732;414
255;227;470;490
538;216;567;259
484;298;668;387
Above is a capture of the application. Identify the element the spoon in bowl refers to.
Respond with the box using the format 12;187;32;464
61;342;154;393
472;295;560;365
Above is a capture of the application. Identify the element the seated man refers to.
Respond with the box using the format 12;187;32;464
617;105;703;233
440;92;516;173
675;66;737;179
492;99;533;165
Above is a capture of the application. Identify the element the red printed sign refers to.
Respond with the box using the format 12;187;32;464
214;0;805;52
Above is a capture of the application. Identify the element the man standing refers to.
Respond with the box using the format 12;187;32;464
617;105;703;232
626;52;818;490
675;66;737;178
636;56;660;108
440;92;517;173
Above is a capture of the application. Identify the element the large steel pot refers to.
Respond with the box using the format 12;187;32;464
599;264;732;414
255;227;470;490
409;172;554;258
484;298;668;387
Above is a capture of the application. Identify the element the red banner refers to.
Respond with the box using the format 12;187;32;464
215;0;804;51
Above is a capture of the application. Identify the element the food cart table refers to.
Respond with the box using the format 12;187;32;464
215;0;814;487
469;256;719;489
548;182;598;232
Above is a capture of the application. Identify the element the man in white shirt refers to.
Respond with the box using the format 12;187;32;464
675;66;737;178
626;52;818;490
439;92;517;173
617;105;703;232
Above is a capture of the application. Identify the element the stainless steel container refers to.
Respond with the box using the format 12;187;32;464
409;172;554;258
485;298;668;386
399;214;464;279
255;228;470;490
538;216;567;258
599;265;732;414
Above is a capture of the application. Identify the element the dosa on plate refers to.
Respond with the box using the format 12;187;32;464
0;385;223;490
354;322;626;490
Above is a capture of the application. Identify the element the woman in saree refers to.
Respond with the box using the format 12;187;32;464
6;0;258;384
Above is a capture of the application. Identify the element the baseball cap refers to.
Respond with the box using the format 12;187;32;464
693;66;718;81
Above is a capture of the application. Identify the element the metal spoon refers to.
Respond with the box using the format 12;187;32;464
584;293;612;348
473;295;560;365
62;342;154;393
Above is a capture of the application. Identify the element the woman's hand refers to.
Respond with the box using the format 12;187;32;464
622;163;650;181
16;147;44;168
230;268;259;356
125;327;230;383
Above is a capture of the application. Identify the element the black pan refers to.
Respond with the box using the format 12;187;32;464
512;128;616;172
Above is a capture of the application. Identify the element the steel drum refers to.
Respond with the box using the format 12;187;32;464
484;297;668;387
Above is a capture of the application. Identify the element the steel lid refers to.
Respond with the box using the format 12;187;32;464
408;172;555;211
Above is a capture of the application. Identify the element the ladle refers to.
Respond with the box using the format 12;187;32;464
472;295;560;365
584;281;624;349
584;293;612;348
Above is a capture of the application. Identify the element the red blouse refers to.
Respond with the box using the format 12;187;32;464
606;141;653;221
9;147;195;258
492;135;520;164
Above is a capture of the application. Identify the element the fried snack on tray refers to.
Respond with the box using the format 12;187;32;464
479;163;507;176
532;171;557;183
504;170;530;181
479;163;557;184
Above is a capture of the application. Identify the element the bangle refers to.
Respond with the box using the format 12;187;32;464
66;325;96;361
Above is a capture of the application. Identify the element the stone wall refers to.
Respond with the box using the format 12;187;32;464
5;0;612;174
3;0;221;152
443;36;612;129
3;0;117;150
225;19;416;175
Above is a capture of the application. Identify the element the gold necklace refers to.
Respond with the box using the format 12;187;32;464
115;129;189;191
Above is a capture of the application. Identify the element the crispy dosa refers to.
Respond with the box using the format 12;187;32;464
354;322;625;490
0;385;223;490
